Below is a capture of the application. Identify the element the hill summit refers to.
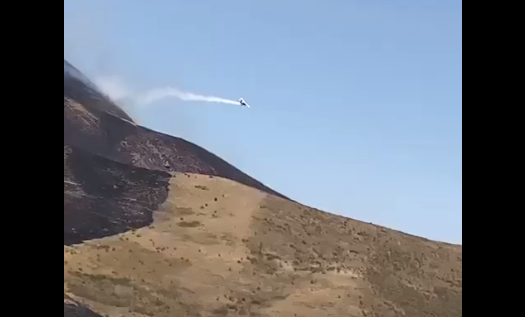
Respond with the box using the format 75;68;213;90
64;60;462;317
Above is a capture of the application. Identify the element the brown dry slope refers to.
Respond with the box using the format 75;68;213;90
64;61;462;316
64;147;462;317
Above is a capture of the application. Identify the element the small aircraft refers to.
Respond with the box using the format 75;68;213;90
239;98;250;108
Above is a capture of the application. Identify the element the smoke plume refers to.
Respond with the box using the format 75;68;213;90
136;87;239;106
94;76;240;108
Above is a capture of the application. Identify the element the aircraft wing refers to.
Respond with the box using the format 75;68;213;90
239;98;250;108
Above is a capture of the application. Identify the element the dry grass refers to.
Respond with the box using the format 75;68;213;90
64;173;462;317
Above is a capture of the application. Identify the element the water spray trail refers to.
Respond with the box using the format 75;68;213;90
137;87;239;106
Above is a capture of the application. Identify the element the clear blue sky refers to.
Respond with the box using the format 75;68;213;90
64;0;462;244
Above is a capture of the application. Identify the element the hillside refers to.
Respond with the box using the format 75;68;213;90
63;60;462;317
64;60;286;201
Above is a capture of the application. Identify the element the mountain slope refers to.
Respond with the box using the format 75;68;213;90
64;144;171;245
64;60;287;200
65;168;462;317
63;60;462;317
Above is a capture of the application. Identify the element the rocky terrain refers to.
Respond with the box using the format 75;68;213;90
64;60;462;317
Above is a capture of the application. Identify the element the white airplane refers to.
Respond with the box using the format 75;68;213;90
239;98;250;108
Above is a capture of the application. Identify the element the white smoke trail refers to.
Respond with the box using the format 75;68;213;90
94;75;240;108
136;87;239;106
94;75;242;114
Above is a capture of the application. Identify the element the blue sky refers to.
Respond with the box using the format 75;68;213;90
64;0;462;244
